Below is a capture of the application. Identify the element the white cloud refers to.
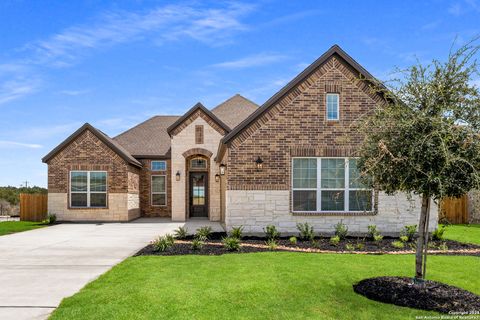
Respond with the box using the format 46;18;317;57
0;140;43;149
58;89;90;96
0;79;40;105
211;53;288;69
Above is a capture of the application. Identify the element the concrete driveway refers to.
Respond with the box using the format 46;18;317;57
0;218;224;320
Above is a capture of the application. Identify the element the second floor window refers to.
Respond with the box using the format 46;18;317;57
151;161;166;171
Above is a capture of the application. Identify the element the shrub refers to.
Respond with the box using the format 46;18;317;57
367;225;379;239
47;213;56;224
373;234;383;243
400;225;417;242
191;238;204;251
392;240;405;249
174;226;188;239
311;239;321;249
222;236;241;251
289;236;298;245
152;235;173;252
431;226;446;241
266;239;278;251
330;235;340;246
230;226;244;239
356;242;365;250
345;243;355;251
296;222;314;241
196;226;212;240
399;235;409;243
165;233;175;246
263;225;279;240
334;221;348;240
438;242;448;251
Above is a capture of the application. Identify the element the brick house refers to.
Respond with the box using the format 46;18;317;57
43;45;438;234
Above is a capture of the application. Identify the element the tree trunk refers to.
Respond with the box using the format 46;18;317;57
415;194;431;282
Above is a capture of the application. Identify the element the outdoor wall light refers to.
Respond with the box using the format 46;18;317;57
215;174;220;182
176;171;181;181
255;156;264;169
219;163;226;175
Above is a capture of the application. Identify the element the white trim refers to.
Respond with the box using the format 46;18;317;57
69;171;108;208
151;175;167;206
151;160;167;171
291;157;373;213
326;93;340;121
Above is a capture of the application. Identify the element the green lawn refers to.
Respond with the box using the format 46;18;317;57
0;221;47;236
50;253;480;320
442;224;480;245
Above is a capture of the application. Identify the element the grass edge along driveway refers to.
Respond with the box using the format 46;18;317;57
50;253;480;320
0;220;47;236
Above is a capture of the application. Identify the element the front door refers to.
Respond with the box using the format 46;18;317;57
189;172;208;218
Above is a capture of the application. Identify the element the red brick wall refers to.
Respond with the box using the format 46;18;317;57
138;159;172;217
227;55;385;190
47;129;130;194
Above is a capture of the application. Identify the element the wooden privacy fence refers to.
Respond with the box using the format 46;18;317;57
20;193;48;222
440;194;469;224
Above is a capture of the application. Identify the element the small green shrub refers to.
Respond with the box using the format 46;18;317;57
311;239;321;249
266;239;278;251
263;225;280;240
356;242;365;250
222;236;241;251
392;240;405;249
230;226;244;239
330;235;340;246
165;234;175;246
438;242;448;251
373;234;383;243
367;225;379;239
400;225;417;242
334;221;348;240
296;222;314;241
196;226;212;240
289;236;298;245
174;226;188;239
47;213;56;224
431;226;446;241
345;243;355;251
152;235;174;252
191;238;204;251
399;235;409;243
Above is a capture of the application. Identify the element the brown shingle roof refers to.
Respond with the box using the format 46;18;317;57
113;116;179;158
211;94;259;128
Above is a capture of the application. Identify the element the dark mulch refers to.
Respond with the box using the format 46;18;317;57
134;233;480;257
353;276;480;314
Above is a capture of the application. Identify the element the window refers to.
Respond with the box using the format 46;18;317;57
152;175;166;206
326;93;339;120
195;125;204;144
190;158;207;169
70;171;107;208
151;161;166;171
292;158;372;212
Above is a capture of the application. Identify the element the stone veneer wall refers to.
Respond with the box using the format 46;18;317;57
225;190;438;235
46;129;140;221
171;116;223;221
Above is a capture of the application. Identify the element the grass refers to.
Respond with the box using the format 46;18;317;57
0;220;47;236
50;253;480;320
442;224;480;245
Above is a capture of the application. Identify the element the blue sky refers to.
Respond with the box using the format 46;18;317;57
0;0;479;187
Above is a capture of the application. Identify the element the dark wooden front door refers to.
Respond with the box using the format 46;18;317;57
189;172;208;218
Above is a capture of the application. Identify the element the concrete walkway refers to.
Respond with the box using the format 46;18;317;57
0;218;224;320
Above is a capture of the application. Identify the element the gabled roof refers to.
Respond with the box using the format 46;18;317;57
221;44;384;145
114;116;179;158
167;102;231;135
211;94;259;128
42;123;142;167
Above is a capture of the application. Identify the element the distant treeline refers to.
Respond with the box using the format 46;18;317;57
0;186;47;205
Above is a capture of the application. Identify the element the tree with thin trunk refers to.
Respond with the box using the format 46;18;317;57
358;39;480;282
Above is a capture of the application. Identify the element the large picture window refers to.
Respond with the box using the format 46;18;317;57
292;158;372;212
70;171;107;208
151;175;166;206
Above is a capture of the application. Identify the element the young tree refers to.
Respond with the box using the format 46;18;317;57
358;40;480;282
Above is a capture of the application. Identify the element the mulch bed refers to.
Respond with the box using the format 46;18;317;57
353;276;480;314
135;233;480;256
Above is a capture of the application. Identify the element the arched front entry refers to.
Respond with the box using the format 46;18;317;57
184;152;211;219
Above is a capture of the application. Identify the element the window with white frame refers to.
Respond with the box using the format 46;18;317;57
326;93;339;120
151;160;166;171
151;175;166;206
70;171;107;208
292;158;372;212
